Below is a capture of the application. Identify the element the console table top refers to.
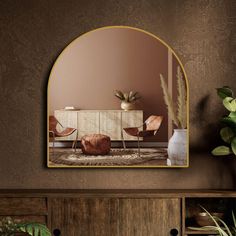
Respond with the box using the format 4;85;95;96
56;109;143;112
0;189;235;197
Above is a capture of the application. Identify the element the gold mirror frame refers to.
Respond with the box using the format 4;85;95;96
47;25;189;168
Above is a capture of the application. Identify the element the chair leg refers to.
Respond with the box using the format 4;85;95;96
52;134;55;155
137;136;141;157
121;129;126;150
72;130;78;152
75;130;78;152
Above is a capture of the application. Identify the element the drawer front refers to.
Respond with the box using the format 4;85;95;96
77;111;100;139
118;198;181;236
99;111;122;140
122;111;143;140
50;197;181;236
0;197;47;215
51;198;118;236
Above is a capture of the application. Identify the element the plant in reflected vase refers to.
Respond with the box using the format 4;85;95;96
160;66;187;166
114;90;141;111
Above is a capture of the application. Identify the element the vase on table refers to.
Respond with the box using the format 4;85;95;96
167;129;187;166
121;101;135;111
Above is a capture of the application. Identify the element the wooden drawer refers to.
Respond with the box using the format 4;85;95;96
100;111;122;140
77;111;100;138
0;198;47;215
122;111;143;140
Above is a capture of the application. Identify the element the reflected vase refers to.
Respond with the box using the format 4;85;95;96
121;101;135;111
167;129;187;166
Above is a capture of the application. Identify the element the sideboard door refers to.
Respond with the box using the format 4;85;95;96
50;198;118;236
77;111;100;139
121;111;143;140
118;198;181;236
99;111;122;140
50;197;181;236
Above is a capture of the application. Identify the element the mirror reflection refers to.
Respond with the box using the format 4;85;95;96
48;26;189;168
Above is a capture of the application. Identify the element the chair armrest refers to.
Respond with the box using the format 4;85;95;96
137;122;146;129
57;120;64;128
139;130;155;137
123;127;139;136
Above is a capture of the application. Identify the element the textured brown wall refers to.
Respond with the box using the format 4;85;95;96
0;0;236;189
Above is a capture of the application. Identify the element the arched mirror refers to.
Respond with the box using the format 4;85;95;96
47;26;189;168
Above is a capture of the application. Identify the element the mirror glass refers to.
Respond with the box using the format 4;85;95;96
48;26;189;168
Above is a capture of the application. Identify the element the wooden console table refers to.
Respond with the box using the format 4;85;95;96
54;110;143;141
0;189;235;236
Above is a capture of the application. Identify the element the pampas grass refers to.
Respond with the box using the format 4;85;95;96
160;74;180;127
177;66;187;128
160;66;187;129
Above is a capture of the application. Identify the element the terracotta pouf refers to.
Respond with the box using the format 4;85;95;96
81;134;111;155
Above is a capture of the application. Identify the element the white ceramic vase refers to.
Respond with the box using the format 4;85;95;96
167;129;187;166
121;101;135;111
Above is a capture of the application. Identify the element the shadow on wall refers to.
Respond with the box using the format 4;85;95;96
191;94;225;152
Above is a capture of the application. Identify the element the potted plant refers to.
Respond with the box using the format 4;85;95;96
160;66;187;166
211;86;236;156
114;90;141;111
189;206;236;236
0;217;51;236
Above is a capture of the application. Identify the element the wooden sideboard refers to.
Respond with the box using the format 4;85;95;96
0;190;235;236
54;110;143;141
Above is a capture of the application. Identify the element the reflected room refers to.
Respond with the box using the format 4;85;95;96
48;26;189;168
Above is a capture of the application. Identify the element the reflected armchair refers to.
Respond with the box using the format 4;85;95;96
122;115;163;156
49;115;78;152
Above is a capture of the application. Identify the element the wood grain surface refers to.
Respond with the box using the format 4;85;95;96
50;197;180;236
0;190;235;236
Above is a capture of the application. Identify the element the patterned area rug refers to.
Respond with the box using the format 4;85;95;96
49;148;167;166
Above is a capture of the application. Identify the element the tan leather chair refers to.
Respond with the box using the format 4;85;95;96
122;115;163;156
49;115;78;152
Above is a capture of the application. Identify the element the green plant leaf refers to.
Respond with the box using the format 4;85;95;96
231;137;236;155
223;97;236;112
212;146;232;156
232;211;236;228
217;86;234;99
231;100;236;111
215;217;233;236
188;226;219;231
199;206;231;236
220;127;235;143
221;117;236;129
19;223;51;236
229;112;236;118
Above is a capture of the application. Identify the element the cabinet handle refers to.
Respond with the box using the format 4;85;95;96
170;228;178;235
53;229;61;236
